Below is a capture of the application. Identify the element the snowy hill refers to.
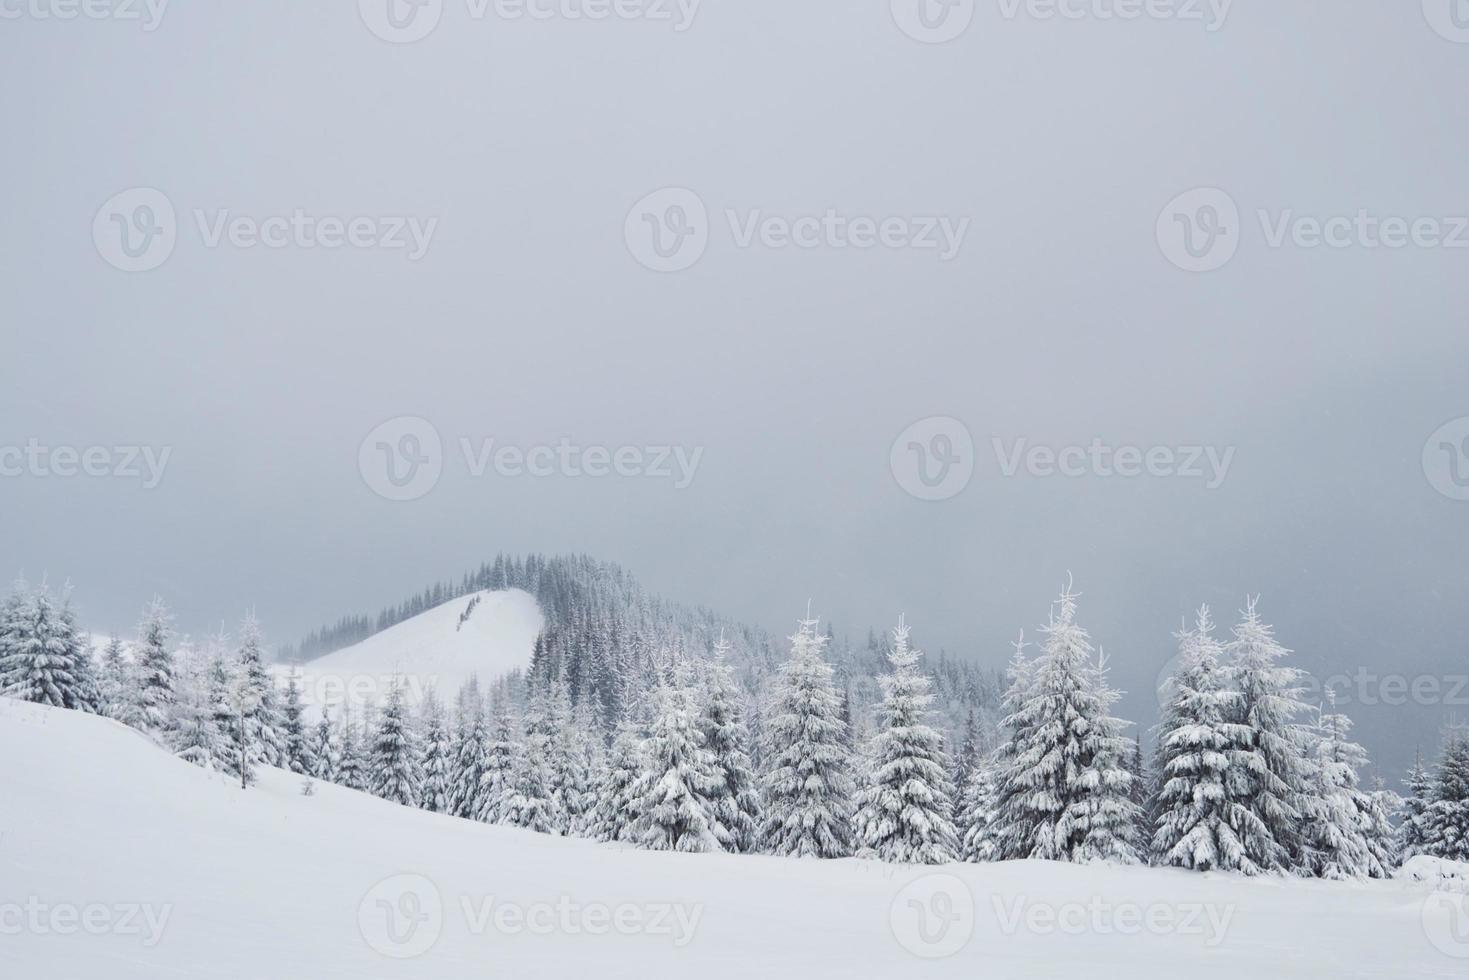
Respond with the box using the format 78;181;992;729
2;698;1464;980
271;589;543;717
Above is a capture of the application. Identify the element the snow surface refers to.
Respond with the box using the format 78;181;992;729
270;589;543;717
3;698;1465;979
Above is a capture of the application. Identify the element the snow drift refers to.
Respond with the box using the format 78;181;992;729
2;698;1464;979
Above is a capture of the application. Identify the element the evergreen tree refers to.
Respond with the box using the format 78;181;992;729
587;712;646;843
501;683;560;833
368;682;423;807
336;713;368;791
1397;752;1435;860
97;633;139;725
1224;598;1314;872
1150;607;1261;873
1299;695;1374;879
280;672;316;776
1360;774;1401;878
418;690;453;813
760;613;855;859
447;680;490;819
236;614;284;768
633;678;723;853
853;616;959;864
171;641;226;771
1425;730;1469;861
133;598;175;731
988;631;1036;861
958;756;1000;862
1073;649;1142;864
476;693;519;824
698;637;763;853
0;581;96;712
309;709;339;783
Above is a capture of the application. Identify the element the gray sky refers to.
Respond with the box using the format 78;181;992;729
3;2;1468;776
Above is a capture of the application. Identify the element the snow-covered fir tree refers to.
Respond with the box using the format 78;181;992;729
1360;774;1400;878
1072;648;1142;864
587;711;647;843
1425;730;1469;861
958;756;1000;862
697;636;763;853
1397;751;1435;860
309;709;339;783
280;671;316;776
447;677;489;819
988;631;1035;861
336;712;368;791
1150;607;1261;873
368;682;423;807
566;696;605;836
760;613;855;859
132;597;175;731
235;614;284;769
1224;598;1314;873
0;580;97;712
1299;694;1375;879
853;616;959;864
632;676;723;852
170;640;226;771
417;690;453;813
96;633;139;725
476;692;519;824
501;682;561;833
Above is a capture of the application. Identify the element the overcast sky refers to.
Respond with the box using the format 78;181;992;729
3;2;1468;775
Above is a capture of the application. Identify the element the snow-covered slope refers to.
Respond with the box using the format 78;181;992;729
272;589;542;715
2;698;1464;980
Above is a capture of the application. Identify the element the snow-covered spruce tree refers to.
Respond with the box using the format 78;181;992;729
97;633;140;725
1223;598;1314;873
336;713;368;791
1360;774;1401;878
1073;649;1143;864
760;614;855;859
225;658;262;789
632;677;723;852
958;755;1000;862
236;614;284;768
280;672;316;776
309;709;339;783
0;580;97;712
546;680;593;834
476;693;519;824
567;696;606;837
501;682;561;833
417;690;453;813
447;684;490;819
987;631;1036;861
171;641;227;771
993;584;1134;863
1299;694;1375;879
696;636;763;853
1150;607;1262;873
1397;752;1435;860
1426;730;1469;861
368;682;423;807
853;616;959;864
133;597;175;732
587;711;647;843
